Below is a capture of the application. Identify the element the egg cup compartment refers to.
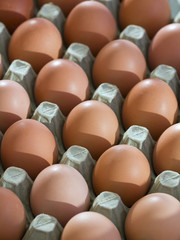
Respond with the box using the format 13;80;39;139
32;101;66;161
23;214;63;240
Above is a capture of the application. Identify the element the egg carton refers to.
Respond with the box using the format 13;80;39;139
0;0;180;240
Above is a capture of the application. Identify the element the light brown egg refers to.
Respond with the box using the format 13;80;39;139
64;1;118;56
34;59;90;116
1;119;58;180
148;23;180;77
92;144;151;207
8;18;63;73
0;80;31;133
0;0;34;33
0;54;3;79
119;0;171;39
0;187;26;240
122;78;178;141
153;123;180;175
30;164;90;227
62;100;120;160
37;0;88;17
92;39;147;98
125;193;180;240
61;211;122;240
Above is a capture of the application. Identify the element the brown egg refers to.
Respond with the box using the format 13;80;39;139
0;54;3;79
30;164;90;227
63;1;118;56
34;59;90;116
148;23;180;77
63;100;120;160
61;211;122;240
0;0;34;33
1;119;58;180
125;193;180;240
119;0;171;39
0;80;31;133
8;18;63;73
37;0;88;17
92;39;147;98
153;123;180;175
122;78;178;141
0;187;26;240
92;144;151;207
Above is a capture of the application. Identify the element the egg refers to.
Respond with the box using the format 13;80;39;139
0;0;34;33
61;211;122;240
0;54;3;79
92;144;151;207
148;23;180;77
125;192;180;240
62;100;120;160
122;78;178;141
34;59;90;116
0;80;31;133
153;123;180;175
92;39;147;98
0;187;26;240
63;1;118;56
8;18;63;73
30;164;90;227
37;0;88;17
119;0;171;39
1;119;58;180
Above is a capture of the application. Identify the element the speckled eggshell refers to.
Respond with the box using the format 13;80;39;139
61;211;122;240
30;164;90;227
0;80;31;133
92;39;147;98
34;59;90;116
119;0;171;39
0;0;34;33
37;0;87;17
153;123;180;175
1;119;58;180
64;1;118;56
122;78;178;141
0;187;26;240
62;100;120;160
92;144;151;207
148;23;180;77
125;193;180;240
8;18;63;73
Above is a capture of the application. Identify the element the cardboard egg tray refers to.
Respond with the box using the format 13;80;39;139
0;0;180;239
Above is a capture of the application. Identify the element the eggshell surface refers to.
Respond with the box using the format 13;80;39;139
0;187;26;240
0;0;34;33
62;100;120;160
1;119;58;180
30;164;90;227
64;1;118;56
153;123;180;175
125;193;180;240
92;39;147;98
119;0;171;39
0;80;31;133
61;211;122;240
92;144;151;207
148;23;180;77
37;0;87;17
8;18;63;73
122;78;178;141
34;59;90;116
